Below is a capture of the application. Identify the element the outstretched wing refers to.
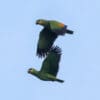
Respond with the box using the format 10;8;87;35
37;28;57;57
40;46;61;76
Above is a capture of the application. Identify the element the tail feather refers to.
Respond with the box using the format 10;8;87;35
56;79;64;83
66;29;74;34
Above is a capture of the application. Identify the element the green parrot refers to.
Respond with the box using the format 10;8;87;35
36;19;74;57
28;46;64;83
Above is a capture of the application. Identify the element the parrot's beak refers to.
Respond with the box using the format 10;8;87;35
28;70;30;73
28;68;31;73
36;21;39;25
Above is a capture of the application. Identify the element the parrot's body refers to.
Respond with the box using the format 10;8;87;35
36;19;73;57
28;46;64;83
48;20;72;35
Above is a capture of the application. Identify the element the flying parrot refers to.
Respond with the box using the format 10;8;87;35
36;19;74;57
28;46;64;83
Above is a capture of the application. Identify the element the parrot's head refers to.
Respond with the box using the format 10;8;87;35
36;19;48;27
28;68;38;75
28;68;35;73
28;68;32;73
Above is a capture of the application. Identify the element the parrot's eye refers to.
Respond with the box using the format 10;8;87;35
36;20;42;24
37;19;41;22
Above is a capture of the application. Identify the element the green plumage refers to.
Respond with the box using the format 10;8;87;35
40;46;61;76
37;28;57;57
49;20;66;33
28;46;64;83
36;19;73;57
49;21;63;29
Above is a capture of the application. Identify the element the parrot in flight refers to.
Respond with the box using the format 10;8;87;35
36;19;74;57
28;46;64;83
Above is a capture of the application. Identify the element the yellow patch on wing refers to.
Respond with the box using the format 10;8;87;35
58;23;64;28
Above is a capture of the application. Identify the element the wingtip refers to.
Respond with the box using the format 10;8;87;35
36;48;48;58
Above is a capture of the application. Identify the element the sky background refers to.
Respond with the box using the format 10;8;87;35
0;0;100;100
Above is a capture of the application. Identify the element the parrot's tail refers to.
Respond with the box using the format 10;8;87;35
56;79;64;83
66;29;74;34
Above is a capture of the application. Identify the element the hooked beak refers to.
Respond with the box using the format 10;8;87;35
28;69;31;73
36;21;39;25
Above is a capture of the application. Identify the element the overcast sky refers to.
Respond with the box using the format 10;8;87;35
0;0;100;100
